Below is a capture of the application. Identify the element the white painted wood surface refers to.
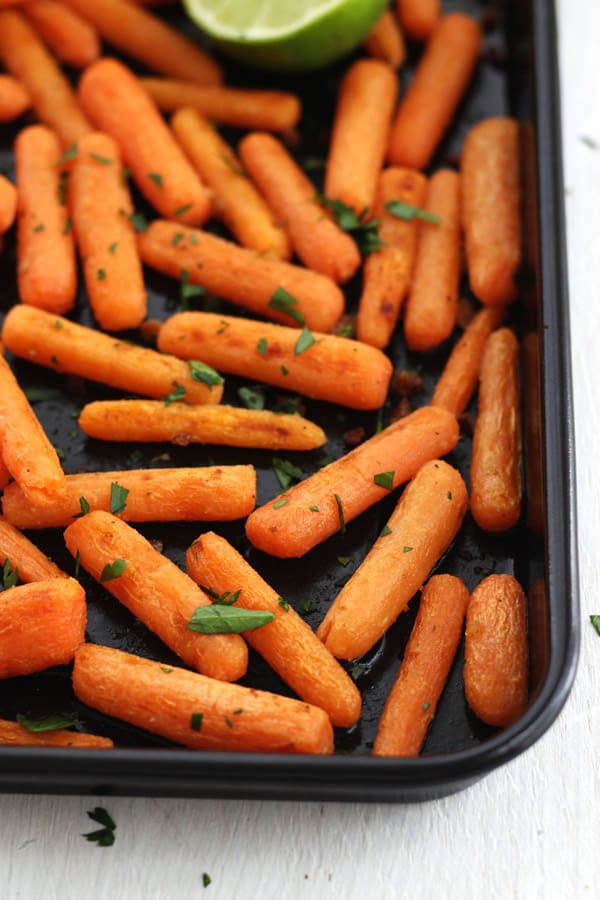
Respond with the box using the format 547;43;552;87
2;2;598;897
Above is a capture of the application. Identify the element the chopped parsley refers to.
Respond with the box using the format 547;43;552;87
127;211;148;233
163;383;186;405
337;556;353;567
422;702;430;712
385;200;441;225
57;144;77;166
237;385;265;409
109;482;129;515
174;203;193;217
99;559;127;582
74;550;81;581
78;496;90;516
219;153;245;176
273;497;288;509
278;597;289;612
89;153;111;165
33;223;45;233
3;559;19;590
188;605;274;634
256;337;268;355
269;286;304;325
403;546;413;553
272;457;303;491
171;231;184;246
180;269;205;308
190;712;203;731
63;216;72;235
16;713;80;732
97;268;106;281
350;665;364;680
380;525;392;537
374;471;395;491
294;326;315;355
309;505;320;512
189;360;223;388
590;615;600;636
202;873;211;888
148;172;163;187
334;493;346;533
108;242;118;254
317;193;384;255
82;807;116;848
23;387;62;403
302;598;316;614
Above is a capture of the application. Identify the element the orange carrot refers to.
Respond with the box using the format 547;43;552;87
3;465;256;529
171;108;291;259
403;169;461;351
64;512;249;682
70;131;146;331
0;74;31;122
0;174;17;234
0;519;66;581
79;59;211;227
317;459;468;660
357;166;427;348
325;59;398;215
239;132;361;284
158;311;393;411
0;458;11;490
1;305;224;406
246;407;459;559
396;0;440;41
388;14;482;169
0;578;86;678
139;222;344;332
0;719;113;748
364;9;406;69
73;643;334;754
464;574;528;727
186;532;361;728
373;574;469;756
522;331;544;536
22;0;101;68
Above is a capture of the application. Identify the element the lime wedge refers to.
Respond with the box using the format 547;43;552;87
183;0;388;72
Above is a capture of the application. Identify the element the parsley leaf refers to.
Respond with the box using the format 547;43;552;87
374;471;395;491
278;597;289;611
180;269;205;308
294;326;315;356
109;482;129;516
302;598;316;613
190;712;203;731
590;615;600;636
273;498;288;508
189;360;224;388
317;193;384;255
163;383;186;406
385;200;441;225
100;559;127;582
334;493;346;533
127;211;148;233
149;172;163;187
82;807;116;848
16;713;81;732
174;203;193;217
256;337;268;356
337;556;353;567
202;873;212;888
2;558;18;590
238;385;265;409
380;524;392;537
56;144;78;166
269;287;304;325
272;457;303;491
90;153;112;165
23;387;63;403
350;664;364;680
78;496;90;517
188;605;274;634
219;153;245;176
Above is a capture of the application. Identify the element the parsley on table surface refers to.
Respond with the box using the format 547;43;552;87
590;615;600;636
82;807;116;848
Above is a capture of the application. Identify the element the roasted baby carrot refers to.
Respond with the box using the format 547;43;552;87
79;58;211;227
246;407;459;559
464;574;528;727
3;466;256;529
0;174;17;234
0;719;113;748
461;117;522;306
470;327;521;532
171;108;291;259
2;305;223;405
0;74;31;122
317;460;468;660
396;0;440;40
403;169;461;351
78;401;326;451
325;59;397;215
388;14;482;169
139;221;344;331
0;578;86;678
186;532;361;728
373;574;469;756
157;311;393;410
364;9;406;69
0;519;66;581
22;0;101;68
70;131;146;331
73;644;334;754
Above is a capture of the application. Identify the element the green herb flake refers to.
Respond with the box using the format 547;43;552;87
422;702;431;712
190;712;203;731
108;242;118;254
219;153;245;176
189;232;198;245
57;144;78;166
160;666;173;674
256;337;268;356
337;556;353;567
90;153;111;165
278;597;289;612
302;598;316;614
2;559;18;590
380;525;392;537
281;365;289;376
58;174;69;206
51;355;60;367
374;471;395;491
163;383;186;406
302;156;326;172
33;223;45;233
580;135;599;150
317;455;334;468
23;387;63;403
334;493;346;533
109;482;129;516
171;231;184;246
174;202;193;217
149;172;163;187
337;322;355;339
233;708;243;715
269;286;304;325
447;491;453;500
350;665;364;680
271;395;302;415
216;320;229;334
121;166;131;184
100;559;127;582
54;446;65;461
273;497;288;509
180;269;205;308
74;549;81;581
82;807;116;848
202;873;211;888
403;546;413;553
79;496;90;516
127;211;148;233
237;385;265;410
294;326;315;356
590;615;600;636
188;605;274;634
385;200;441;225
309;505;320;512
16;713;80;732
317;193;384;255
225;716;234;729
272;457;303;491
189;360;224;388
63;217;72;235
97;268;106;281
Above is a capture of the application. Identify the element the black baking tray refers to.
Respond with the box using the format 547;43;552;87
0;0;578;801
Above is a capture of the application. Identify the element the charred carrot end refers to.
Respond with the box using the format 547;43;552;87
0;174;17;234
246;407;459;560
462;117;522;306
317;460;468;660
0;519;66;581
23;0;101;69
0;578;86;679
0;74;31;122
0;719;113;748
396;0;440;41
364;9;406;69
464;574;528;727
470;327;521;532
73;644;334;755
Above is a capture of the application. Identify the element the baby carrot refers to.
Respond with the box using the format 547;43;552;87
317;459;468;660
325;59;398;215
0;174;17;234
78;401;326;452
157;311;393;410
70;131;146;331
0;458;11;491
0;519;66;581
373;574;469;756
0;719;113;748
403;169;461;351
364;9;406;69
461;117;522;306
22;0;101;68
388;14;482;169
15;124;77;314
73;644;334;755
78;58;211;227
171;109;291;260
139;222;344;332
0;578;86;679
0;74;31;122
187;532;361;728
357;166;427;348
470;327;521;532
396;0;440;40
2;305;223;406
3;466;256;529
464;574;528;727
246;407;459;559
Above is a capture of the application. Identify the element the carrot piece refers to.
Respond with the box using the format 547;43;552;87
0;74;31;122
0;174;17;234
186;532;361;728
1;305;223;406
139;222;344;332
0;458;11;491
324;59;397;215
357;166;427;348
364;9;406;69
0;719;114;748
62;0;222;85
239;132;361;284
246;407;459;559
396;0;440;41
22;0;101;68
70;132;146;331
0;578;86;678
3;465;256;529
470;328;521;531
73;643;333;754
464;574;528;727
78;59;211;227
373;574;469;756
158;311;393;411
0;519;66;581
387;14;482;169
171;108;291;260
141;79;300;132
317;459;468;660
461;117;522;306
431;306;506;417
403;169;461;351
0;9;91;147
78;401;326;452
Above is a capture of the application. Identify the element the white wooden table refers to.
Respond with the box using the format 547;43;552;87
2;1;598;896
